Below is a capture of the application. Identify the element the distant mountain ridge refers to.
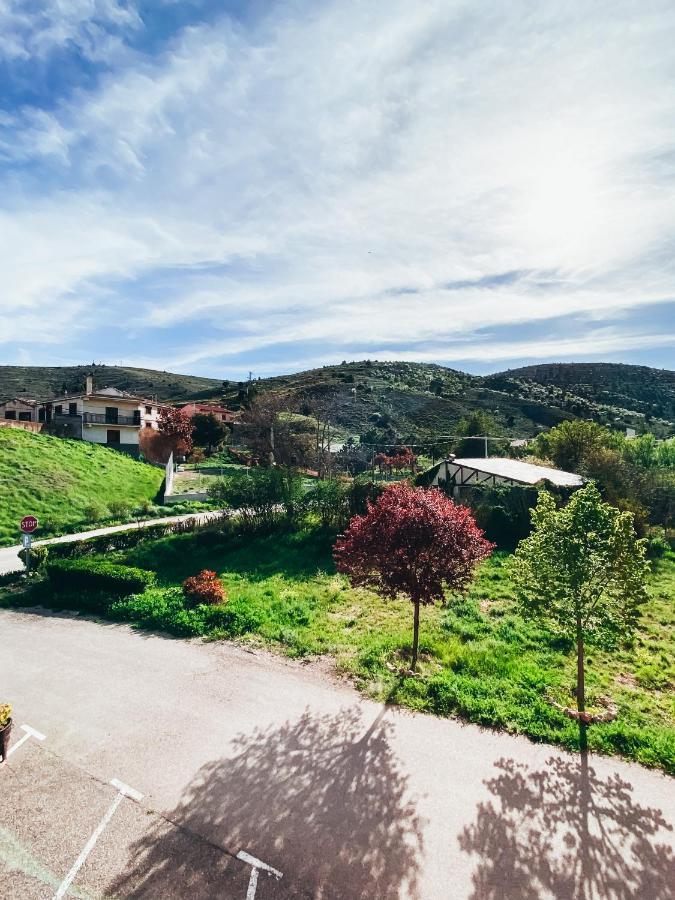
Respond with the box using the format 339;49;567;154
1;360;672;439
485;363;675;431
0;364;223;403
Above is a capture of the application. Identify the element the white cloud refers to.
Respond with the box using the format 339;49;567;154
0;0;141;62
1;0;675;370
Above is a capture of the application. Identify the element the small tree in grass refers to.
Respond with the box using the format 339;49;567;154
334;482;494;671
512;483;649;728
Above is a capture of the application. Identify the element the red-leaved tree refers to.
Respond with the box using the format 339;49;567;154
334;482;494;671
158;407;194;459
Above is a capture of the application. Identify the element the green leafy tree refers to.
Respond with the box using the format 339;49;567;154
512;484;649;732
535;420;619;472
192;413;228;454
454;411;504;458
208;468;302;527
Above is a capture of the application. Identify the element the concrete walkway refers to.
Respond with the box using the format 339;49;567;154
0;509;227;575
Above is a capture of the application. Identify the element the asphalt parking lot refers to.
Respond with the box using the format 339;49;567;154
1;729;288;899
1;607;674;899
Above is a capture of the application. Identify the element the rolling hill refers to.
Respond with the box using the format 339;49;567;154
1;360;672;441
0;364;223;403
485;363;675;436
0;428;164;546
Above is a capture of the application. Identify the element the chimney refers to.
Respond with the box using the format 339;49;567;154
85;374;93;395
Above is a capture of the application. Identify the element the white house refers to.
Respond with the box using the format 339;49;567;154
38;375;167;456
422;455;583;497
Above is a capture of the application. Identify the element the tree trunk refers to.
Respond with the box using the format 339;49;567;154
411;600;420;671
576;614;585;715
576;614;588;752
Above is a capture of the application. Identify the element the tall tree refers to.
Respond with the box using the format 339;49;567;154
334;483;493;671
512;483;648;737
242;394;312;468
192;413;228;454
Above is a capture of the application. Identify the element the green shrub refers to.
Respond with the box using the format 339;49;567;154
84;503;108;524
109;587;202;636
46;558;155;596
107;500;131;519
200;596;267;636
18;544;49;572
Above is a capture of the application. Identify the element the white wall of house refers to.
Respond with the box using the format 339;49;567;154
83;424;140;446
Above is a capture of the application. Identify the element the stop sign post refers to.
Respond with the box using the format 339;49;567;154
20;516;39;534
20;516;39;574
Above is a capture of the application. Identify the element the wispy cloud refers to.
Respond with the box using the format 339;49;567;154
1;1;674;376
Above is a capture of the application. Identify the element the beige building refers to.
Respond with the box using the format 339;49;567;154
38;376;167;456
0;398;38;422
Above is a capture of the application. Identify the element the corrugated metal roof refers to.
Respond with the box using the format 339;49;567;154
452;457;583;487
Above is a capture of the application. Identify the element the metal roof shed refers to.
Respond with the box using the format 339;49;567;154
425;457;584;491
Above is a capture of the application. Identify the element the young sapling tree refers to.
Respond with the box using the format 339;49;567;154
512;483;649;728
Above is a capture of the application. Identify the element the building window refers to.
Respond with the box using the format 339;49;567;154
69;402;77;417
145;405;152;415
106;429;121;444
4;410;16;419
38;408;45;422
55;405;63;415
133;410;141;425
19;412;31;421
105;407;119;424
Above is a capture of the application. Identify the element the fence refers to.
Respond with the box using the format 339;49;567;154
165;451;174;497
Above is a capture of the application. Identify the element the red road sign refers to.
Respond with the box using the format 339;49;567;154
20;515;39;534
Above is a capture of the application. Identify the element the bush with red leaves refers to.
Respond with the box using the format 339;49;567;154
182;569;226;606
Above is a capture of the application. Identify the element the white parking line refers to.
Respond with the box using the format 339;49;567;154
53;778;143;899
237;850;283;900
6;723;46;757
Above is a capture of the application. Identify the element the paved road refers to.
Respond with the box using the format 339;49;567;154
0;510;227;575
0;609;673;899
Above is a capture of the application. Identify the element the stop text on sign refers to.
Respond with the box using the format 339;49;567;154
20;515;39;534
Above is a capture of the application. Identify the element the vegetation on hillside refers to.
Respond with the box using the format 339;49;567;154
5;360;672;446
0;363;222;402
486;362;675;437
0;428;164;545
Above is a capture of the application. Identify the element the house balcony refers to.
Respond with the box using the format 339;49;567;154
83;412;140;427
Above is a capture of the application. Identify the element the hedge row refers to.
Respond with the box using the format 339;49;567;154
45;558;155;596
46;515;229;561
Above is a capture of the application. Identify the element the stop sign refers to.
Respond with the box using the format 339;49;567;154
20;515;39;534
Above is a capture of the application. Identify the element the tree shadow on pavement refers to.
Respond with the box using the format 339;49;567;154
459;752;674;900
108;705;424;899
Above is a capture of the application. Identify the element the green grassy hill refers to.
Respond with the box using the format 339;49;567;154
0;429;164;546
0;364;223;402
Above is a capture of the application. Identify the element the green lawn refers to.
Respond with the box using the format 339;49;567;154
108;528;675;773
0;428;164;545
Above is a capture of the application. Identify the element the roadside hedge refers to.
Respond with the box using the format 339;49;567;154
45;558;155;596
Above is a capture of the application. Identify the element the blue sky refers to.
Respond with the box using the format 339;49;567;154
1;0;674;380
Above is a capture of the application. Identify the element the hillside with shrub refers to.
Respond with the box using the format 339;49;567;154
0;363;222;402
4;360;673;442
485;362;675;437
0;428;164;546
